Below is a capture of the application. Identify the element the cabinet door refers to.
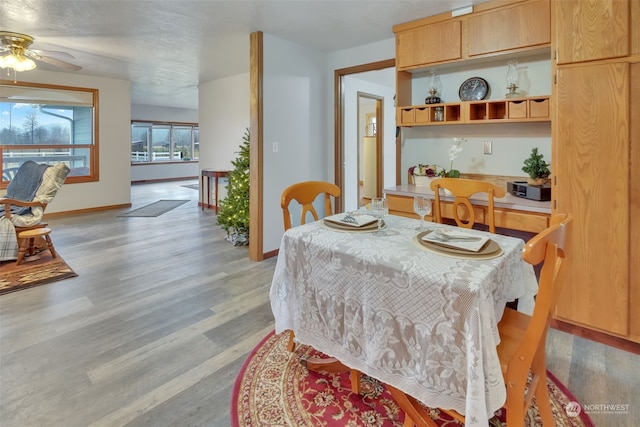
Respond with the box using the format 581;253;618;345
396;20;461;69
630;63;640;342
468;0;550;56
555;0;629;64
554;63;629;336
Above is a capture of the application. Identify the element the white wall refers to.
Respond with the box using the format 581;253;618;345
400;53;552;182
198;73;250;171
401;123;552;181
198;72;250;206
131;104;198;123
262;33;328;252
3;69;132;213
327;38;396;182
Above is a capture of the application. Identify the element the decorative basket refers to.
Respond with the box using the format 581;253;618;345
413;175;431;187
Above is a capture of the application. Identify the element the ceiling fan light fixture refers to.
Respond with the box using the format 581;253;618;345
0;51;36;71
0;32;38;73
1;31;81;73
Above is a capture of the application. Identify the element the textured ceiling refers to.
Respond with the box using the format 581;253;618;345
0;0;477;109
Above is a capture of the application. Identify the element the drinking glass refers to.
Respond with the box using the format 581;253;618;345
413;196;431;231
371;197;387;236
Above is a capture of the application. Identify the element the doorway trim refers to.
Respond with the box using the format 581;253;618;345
357;92;384;201
334;58;395;213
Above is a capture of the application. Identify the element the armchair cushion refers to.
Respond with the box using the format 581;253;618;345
9;163;70;228
4;160;50;216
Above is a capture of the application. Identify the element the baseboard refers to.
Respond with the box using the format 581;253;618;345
43;203;132;218
550;319;640;355
131;176;197;184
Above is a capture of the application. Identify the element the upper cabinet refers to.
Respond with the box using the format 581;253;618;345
468;0;550;56
393;0;552;127
555;0;629;64
394;0;550;71
396;20;462;70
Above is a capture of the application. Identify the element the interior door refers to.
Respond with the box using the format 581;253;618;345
358;94;383;206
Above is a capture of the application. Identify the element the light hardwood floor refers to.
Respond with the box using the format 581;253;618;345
1;181;638;426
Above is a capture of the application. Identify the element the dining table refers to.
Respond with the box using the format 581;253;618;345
269;213;536;427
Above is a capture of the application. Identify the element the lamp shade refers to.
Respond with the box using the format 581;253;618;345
0;51;36;71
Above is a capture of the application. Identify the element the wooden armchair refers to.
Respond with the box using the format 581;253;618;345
389;213;573;427
430;178;506;233
1;161;70;259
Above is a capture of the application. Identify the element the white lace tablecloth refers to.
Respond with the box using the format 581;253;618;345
270;215;532;427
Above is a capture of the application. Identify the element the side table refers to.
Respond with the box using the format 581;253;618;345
201;169;229;212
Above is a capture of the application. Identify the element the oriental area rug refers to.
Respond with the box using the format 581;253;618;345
231;331;594;427
0;253;77;295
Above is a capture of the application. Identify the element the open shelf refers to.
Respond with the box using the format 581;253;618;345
397;96;550;127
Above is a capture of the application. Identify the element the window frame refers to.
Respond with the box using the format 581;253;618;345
0;80;99;189
131;120;199;164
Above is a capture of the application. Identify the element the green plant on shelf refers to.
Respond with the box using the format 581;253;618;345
522;147;550;183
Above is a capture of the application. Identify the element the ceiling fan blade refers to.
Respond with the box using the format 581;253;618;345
26;51;82;71
30;49;77;60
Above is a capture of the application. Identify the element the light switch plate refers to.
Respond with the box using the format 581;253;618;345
483;141;492;155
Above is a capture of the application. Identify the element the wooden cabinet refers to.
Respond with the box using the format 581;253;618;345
554;63;630;336
394;0;550;71
553;0;639;346
390;0;639;349
468;0;551;56
386;193;550;234
396;20;461;69
630;63;640;343
393;0;551;128
555;0;629;64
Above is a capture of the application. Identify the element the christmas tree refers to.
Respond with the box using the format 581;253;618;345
217;129;250;245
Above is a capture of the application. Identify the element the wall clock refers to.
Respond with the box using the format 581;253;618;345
458;77;489;101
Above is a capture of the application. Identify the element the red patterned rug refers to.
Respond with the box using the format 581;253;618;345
231;331;594;427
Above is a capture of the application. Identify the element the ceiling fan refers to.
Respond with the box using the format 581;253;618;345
0;31;82;72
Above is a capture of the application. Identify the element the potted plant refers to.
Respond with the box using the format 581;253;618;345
522;147;551;186
440;137;466;178
409;164;439;186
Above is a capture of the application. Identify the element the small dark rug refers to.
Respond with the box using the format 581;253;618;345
181;184;199;190
0;252;77;295
118;200;189;217
231;331;595;427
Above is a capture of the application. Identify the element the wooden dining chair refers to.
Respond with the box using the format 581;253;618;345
388;213;573;427
280;180;341;352
430;178;506;233
281;180;341;231
280;180;362;393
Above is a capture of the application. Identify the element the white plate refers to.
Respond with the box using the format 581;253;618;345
414;231;503;259
322;219;386;233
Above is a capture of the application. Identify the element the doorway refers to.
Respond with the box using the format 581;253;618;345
334;59;396;213
357;93;383;207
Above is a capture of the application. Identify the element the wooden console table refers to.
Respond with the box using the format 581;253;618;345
201;169;228;212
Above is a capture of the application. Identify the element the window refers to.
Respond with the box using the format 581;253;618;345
131;121;199;163
0;81;98;187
